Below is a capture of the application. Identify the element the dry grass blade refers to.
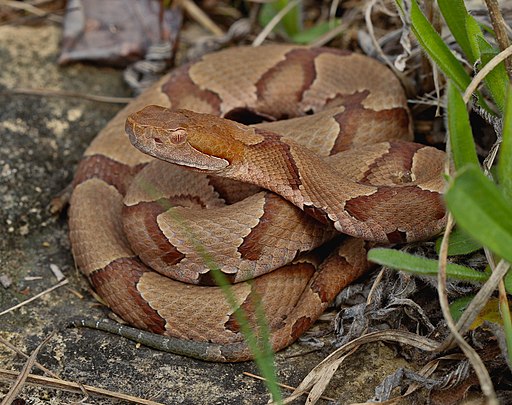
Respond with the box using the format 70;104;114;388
463;44;512;104
273;330;439;405
4;88;132;104
0;279;68;316
0;336;60;379
242;371;336;402
177;0;224;36
0;368;164;405
452;259;510;340
437;215;498;404
252;0;300;47
1;333;54;405
303;347;358;404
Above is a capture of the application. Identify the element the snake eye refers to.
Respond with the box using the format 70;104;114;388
170;129;187;145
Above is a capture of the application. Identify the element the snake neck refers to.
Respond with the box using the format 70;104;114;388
220;128;329;208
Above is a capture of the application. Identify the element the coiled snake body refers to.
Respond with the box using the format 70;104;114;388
69;45;446;362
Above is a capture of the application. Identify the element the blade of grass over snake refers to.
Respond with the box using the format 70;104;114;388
445;165;512;267
447;81;480;170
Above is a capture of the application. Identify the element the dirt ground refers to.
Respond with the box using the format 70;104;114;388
0;24;420;404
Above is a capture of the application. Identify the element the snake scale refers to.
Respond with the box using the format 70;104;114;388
68;45;446;362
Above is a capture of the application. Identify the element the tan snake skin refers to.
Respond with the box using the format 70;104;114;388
68;45;446;361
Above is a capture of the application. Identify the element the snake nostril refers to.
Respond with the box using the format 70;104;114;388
154;137;163;144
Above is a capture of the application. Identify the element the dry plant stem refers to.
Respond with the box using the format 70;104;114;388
1;0;62;23
276;330;439;405
241;371;336;402
463;44;512;104
364;1;398;74
0;337;60;379
366;267;385;305
252;0;300;46
329;0;340;21
1;333;54;405
305;348;359;405
364;0;414;95
4;88;132;104
0;279;68;316
451;259;510;340
484;0;512;79
176;0;224;36
279;349;357;405
437;215;498;404
0;369;164;405
310;13;349;47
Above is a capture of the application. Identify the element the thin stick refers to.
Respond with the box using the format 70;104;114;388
4;88;132;104
1;334;54;405
177;0;224;36
0;279;68;316
252;0;300;47
483;0;512;79
242;371;336;402
0;368;164;405
463;44;512;104
0;336;60;380
437;215;498;404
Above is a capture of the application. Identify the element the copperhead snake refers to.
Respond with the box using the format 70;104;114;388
68;45;447;362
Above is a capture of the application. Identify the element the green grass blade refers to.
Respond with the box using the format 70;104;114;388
259;0;302;37
499;291;512;368
148;193;282;402
395;0;471;92
498;84;512;200
464;13;486;64
437;0;478;63
447;80;480;170
368;248;488;283
290;20;341;44
445;165;512;265
435;227;482;256
477;37;508;111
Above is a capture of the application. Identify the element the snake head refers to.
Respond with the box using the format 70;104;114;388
126;105;253;173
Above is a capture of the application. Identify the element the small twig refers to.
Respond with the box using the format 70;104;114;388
278;330;438;405
463;44;512;104
252;0;300;47
1;333;54;405
437;216;498;404
0;336;60;380
177;0;224;36
0;279;68;316
242;371;336;402
484;0;512;79
3;88;132;104
0;368;164;405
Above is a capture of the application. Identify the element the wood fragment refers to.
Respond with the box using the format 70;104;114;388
0;274;12;289
49;264;65;282
0;279;68;316
0;334;54;405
